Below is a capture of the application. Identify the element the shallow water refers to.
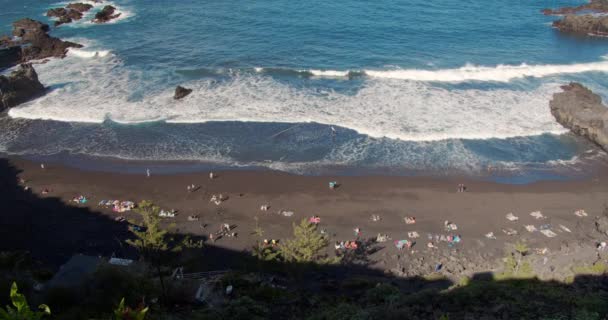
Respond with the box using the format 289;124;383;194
1;0;607;179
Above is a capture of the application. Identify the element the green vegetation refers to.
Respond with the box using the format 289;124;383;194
572;262;608;275
495;241;534;280
278;219;335;264
113;298;148;320
0;282;49;320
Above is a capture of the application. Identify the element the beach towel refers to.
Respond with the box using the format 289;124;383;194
530;211;545;219
408;231;420;238
502;228;517;236
395;240;409;249
525;225;537;232
485;232;496;239
506;213;519;221
280;210;294;217
540;229;557;238
559;225;572;233
574;209;588;217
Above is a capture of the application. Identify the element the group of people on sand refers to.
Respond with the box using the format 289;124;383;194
457;183;467;192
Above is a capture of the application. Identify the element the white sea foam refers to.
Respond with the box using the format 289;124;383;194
7;53;570;142
364;61;608;82
307;69;350;77
258;60;608;82
68;48;111;58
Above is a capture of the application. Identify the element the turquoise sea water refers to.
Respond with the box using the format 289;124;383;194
1;0;607;178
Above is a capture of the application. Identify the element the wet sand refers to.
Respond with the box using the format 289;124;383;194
6;156;608;277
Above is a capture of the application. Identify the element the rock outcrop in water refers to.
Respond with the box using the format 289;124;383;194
552;15;608;36
542;0;608;15
0;19;82;69
47;3;94;26
47;8;84;26
549;83;608;152
66;3;94;13
0;64;45;111
174;86;193;100
93;5;121;23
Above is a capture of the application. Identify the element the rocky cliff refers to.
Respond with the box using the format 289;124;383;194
0;64;45;111
549;83;608;152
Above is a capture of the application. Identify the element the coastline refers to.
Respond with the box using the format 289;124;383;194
4;155;608;280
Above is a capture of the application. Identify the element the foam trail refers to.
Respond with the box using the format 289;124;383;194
364;61;608;82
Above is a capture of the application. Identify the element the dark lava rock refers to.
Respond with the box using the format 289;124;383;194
93;5;121;23
0;46;21;71
549;83;608;152
47;7;85;26
174;86;193;100
66;3;94;12
0;64;45;111
552;14;608;36
6;18;82;63
542;0;608;15
12;19;50;41
47;8;69;18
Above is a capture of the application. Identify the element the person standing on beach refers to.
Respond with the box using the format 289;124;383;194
40;163;45;169
146;168;150;177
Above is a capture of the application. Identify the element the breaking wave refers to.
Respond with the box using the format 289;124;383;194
7;53;570;141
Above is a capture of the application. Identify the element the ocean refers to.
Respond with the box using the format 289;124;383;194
1;0;607;181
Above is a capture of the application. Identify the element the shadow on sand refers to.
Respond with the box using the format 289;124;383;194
0;158;607;319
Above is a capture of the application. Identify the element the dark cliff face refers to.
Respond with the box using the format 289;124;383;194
549;83;608;152
0;64;45;111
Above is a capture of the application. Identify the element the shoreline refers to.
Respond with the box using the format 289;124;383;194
3;155;608;280
4;146;608;185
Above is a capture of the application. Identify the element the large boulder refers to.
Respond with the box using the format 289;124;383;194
549;83;608;152
174;86;193;100
552;14;608;36
596;205;608;236
0;64;45;111
6;18;82;63
92;5;121;23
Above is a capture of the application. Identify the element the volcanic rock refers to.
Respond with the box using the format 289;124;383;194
549;83;608;152
0;64;45;111
0;46;21;71
542;0;608;15
66;3;94;12
5;18;82;64
92;5;121;23
552;14;608;36
47;7;85;26
174;86;193;100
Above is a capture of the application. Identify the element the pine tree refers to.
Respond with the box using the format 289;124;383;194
126;200;168;258
279;218;329;263
126;200;171;306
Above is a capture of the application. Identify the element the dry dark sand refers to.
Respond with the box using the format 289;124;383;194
5;156;608;279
